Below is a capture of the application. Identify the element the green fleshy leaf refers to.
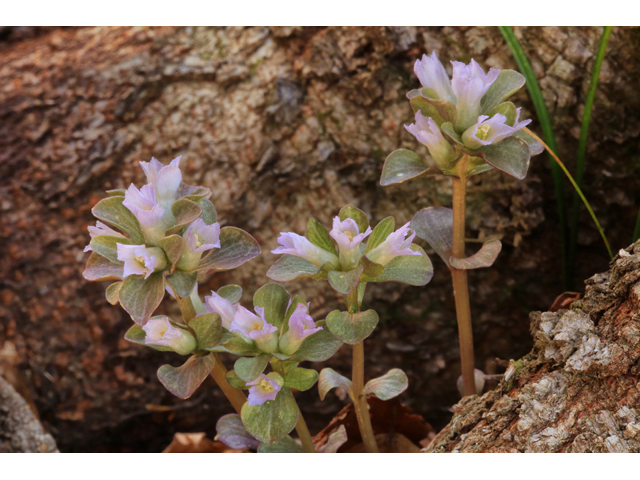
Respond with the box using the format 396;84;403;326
89;235;133;263
197;227;261;274
326;309;378;345
407;88;457;127
197;198;218;225
487;101;517;126
307;218;338;256
159;235;184;266
480;69;526;115
467;156;494;177
225;370;248;389
106;189;126;197
361;247;433;286
157;353;216;399
167;198;202;235
283;367;318;391
290;321;342;362
480;135;531;180
440;121;463;146
411;207;453;265
357;282;366;309
190;313;222;350
266;255;320;282
513;129;544;156
216;414;260;450
166;270;197;298
91;196;145;243
123;323;172;351
234;354;270;382
83;252;124;281
223;336;261;356
338;205;369;235
217;284;243;304
318;368;352;401
380;149;435;186
253;283;290;331
363;368;408;401
105;281;122;305
178;184;212;201
365;217;395;254
311;269;328;281
449;238;502;270
118;272;165;325
327;265;363;295
241;388;299;444
360;255;384;277
257;435;303;453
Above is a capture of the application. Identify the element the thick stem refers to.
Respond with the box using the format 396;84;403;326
344;287;379;453
210;354;247;414
451;163;476;397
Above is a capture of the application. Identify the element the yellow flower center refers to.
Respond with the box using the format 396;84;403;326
345;231;354;241
476;124;491;141
252;322;263;331
135;255;146;265
260;379;274;391
194;233;202;248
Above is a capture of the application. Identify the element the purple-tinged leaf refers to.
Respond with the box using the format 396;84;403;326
380;149;437;186
83;252;124;281
166;198;202;235
479;135;531;180
157;353;216;399
197;198;218;225
198;227;261;274
217;284;243;304
407;88;457;127
327;265;364;295
318;368;352;401
361;246;433;286
480;70;526;115
91;196;145;244
411;207;453;265
166;270;197;298
118;271;165;325
216;414;260;450
190;313;222;350
513;129;544;156
267;254;321;281
159;235;184;267
364;368;408;401
105;281;122;305
89;235;133;263
319;425;348;453
449;239;502;270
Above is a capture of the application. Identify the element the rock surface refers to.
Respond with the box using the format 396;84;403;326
426;242;640;452
1;27;639;451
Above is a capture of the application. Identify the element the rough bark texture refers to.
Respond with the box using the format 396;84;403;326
1;26;639;452
426;241;640;452
0;375;58;452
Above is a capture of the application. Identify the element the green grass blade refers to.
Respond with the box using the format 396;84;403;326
569;26;612;285
498;26;570;290
524;128;613;261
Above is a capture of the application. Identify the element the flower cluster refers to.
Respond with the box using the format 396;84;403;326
383;51;542;183
268;206;431;296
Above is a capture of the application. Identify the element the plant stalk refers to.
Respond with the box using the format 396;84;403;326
451;158;476;397
344;287;379;453
172;288;247;414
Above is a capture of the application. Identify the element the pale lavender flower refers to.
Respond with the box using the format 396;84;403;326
414;52;456;104
230;306;278;353
461;109;531;150
139;157;183;210
204;291;237;330
451;59;500;131
122;184;167;244
83;221;125;253
142;315;197;355
246;374;281;407
176;218;221;271
279;302;323;355
404;111;456;169
366;222;422;266
330;217;372;270
117;243;167;279
272;232;339;268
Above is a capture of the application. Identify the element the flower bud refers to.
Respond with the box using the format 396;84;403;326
204;291;237;330
142;316;197;355
329;217;371;270
117;244;167;279
122;184;168;245
176;219;221;271
271;232;339;268
229;306;278;353
451;59;499;132
366;223;422;266
279;302;323;355
404;112;456;170
414;52;456;104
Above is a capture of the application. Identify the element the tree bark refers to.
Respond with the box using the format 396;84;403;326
426;240;640;452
